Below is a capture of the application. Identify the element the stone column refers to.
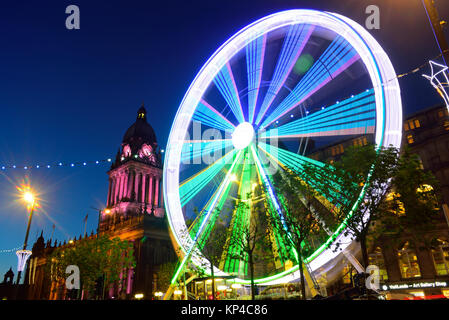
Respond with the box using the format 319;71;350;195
159;179;164;207
148;176;154;207
114;175;121;204
110;177;117;205
118;174;124;201
122;171;128;198
126;267;134;295
416;242;437;278
154;177;160;207
135;172;140;203
381;243;402;282
127;170;133;199
141;174;146;204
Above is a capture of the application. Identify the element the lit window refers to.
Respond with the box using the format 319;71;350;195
407;134;414;144
444;121;449;130
431;239;449;276
331;144;344;156
404;123;410;131
397;242;421;279
368;247;388;282
404;119;420;131
353;137;368;147
341;265;357;285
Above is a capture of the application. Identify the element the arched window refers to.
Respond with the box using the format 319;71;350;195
397;241;421;279
368;247;388;281
431;239;449;276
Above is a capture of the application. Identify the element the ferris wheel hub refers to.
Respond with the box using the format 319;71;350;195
232;122;255;150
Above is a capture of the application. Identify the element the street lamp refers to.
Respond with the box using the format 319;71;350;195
16;189;36;285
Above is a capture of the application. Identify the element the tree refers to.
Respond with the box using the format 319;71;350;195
198;219;228;300
302;144;400;269
375;148;440;248
226;195;272;300
270;168;326;299
48;235;135;299
156;261;178;293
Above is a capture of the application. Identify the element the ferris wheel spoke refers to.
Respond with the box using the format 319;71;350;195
257;142;350;207
192;99;236;131
214;63;245;123
254;24;314;126
193;171;235;250
250;147;297;267
246;34;267;124
181;139;233;164
259;36;360;130
179;149;236;207
221;150;253;274
260;88;376;139
173;150;244;282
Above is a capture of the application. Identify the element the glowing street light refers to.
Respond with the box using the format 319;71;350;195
23;192;35;205
16;188;37;285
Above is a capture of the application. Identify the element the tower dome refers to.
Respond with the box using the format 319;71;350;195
111;104;162;170
122;105;158;149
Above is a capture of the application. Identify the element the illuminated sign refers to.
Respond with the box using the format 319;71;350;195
382;281;448;291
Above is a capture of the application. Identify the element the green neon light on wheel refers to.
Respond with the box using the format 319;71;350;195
164;9;402;286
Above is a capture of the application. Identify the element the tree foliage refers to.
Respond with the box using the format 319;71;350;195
300;144;400;269
271;168;327;299
375;148;441;248
156;261;178;293
48;235;135;299
226;195;272;300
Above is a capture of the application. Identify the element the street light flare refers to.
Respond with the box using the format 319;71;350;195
23;191;35;205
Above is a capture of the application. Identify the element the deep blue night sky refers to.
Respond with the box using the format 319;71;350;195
0;0;448;277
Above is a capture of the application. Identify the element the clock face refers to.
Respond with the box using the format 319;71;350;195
141;144;153;157
123;145;131;157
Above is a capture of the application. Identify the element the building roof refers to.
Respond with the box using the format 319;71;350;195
122;105;158;149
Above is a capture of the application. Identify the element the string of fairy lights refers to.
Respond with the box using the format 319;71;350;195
0;49;445;174
0;158;112;171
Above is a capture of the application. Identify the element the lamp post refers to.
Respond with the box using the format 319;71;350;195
16;191;36;285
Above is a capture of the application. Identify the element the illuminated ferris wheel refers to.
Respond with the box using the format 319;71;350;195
163;9;402;287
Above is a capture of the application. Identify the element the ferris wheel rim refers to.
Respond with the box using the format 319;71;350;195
163;9;402;285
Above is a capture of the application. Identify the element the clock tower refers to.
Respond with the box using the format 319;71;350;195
99;105;176;299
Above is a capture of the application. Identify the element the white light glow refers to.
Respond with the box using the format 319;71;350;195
232;122;255;150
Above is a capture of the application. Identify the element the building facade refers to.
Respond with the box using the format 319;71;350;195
314;104;449;299
20;105;177;300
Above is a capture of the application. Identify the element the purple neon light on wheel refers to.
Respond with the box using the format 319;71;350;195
163;9;402;286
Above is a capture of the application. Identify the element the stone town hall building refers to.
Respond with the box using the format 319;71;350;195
16;106;176;299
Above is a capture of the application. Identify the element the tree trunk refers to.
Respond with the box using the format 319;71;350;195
249;254;255;300
360;236;369;270
297;247;306;300
210;261;215;300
